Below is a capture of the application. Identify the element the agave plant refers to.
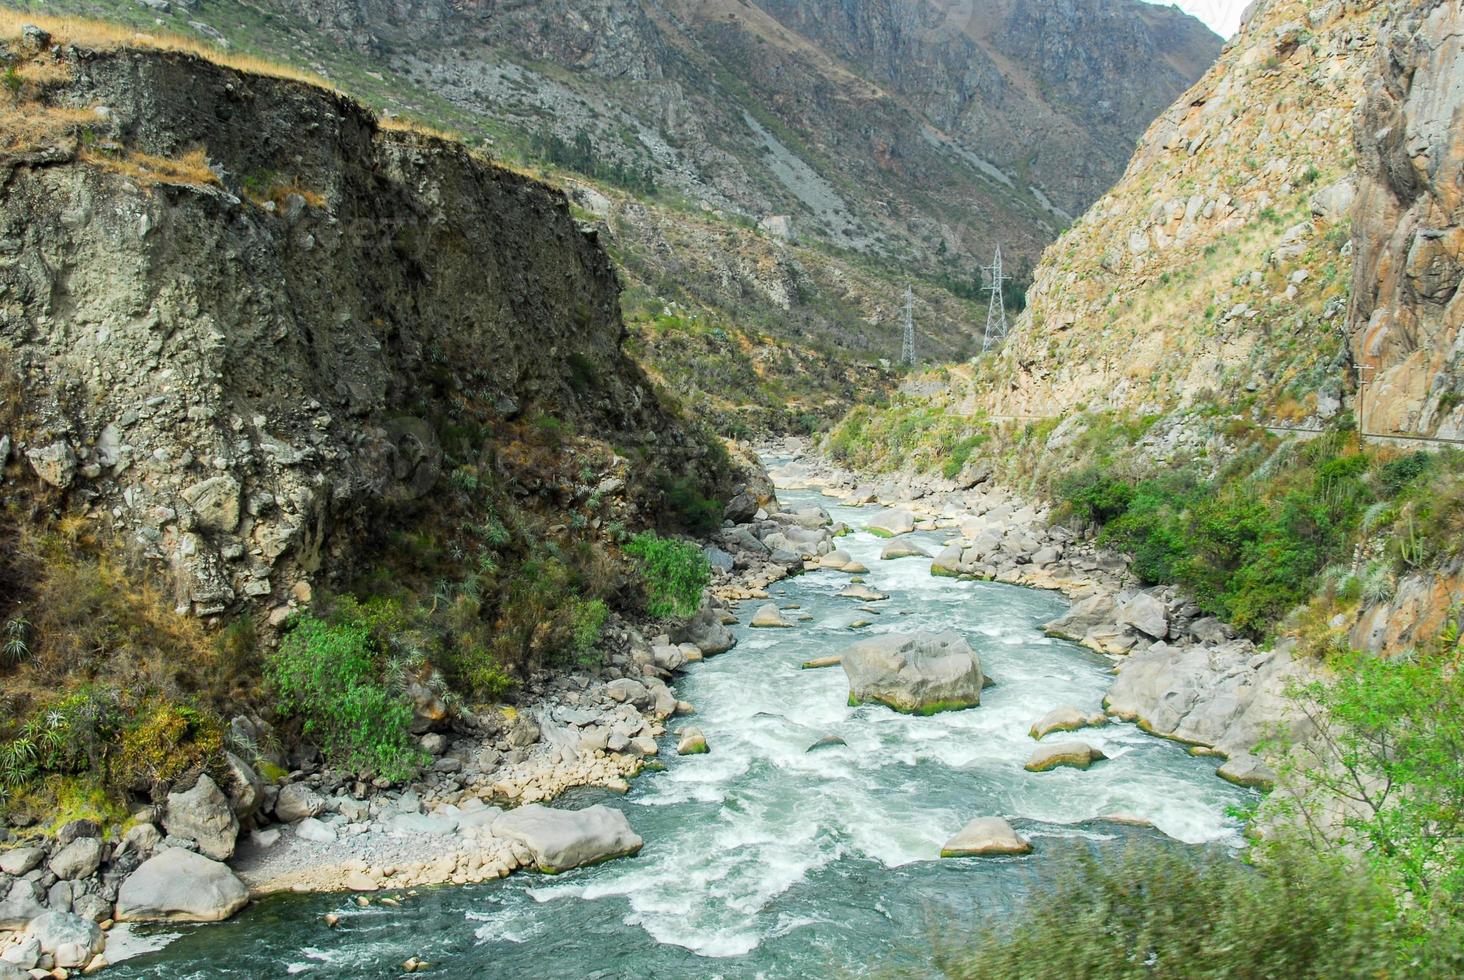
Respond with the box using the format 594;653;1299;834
1;617;29;665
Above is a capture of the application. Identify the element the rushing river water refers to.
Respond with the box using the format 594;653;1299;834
111;490;1255;978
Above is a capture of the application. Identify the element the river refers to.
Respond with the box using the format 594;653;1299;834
109;489;1254;978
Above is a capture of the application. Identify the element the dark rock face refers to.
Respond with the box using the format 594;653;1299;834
260;0;1219;267
1348;0;1464;440
0;47;719;618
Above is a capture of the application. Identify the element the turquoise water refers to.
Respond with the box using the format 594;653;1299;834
110;492;1253;978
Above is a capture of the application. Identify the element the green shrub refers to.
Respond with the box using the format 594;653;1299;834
268;614;422;781
656;471;723;535
113;700;226;796
926;843;1399;980
625;532;709;619
1058;467;1134;523
1274;623;1464;965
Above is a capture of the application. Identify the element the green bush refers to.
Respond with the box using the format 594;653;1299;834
1274;623;1464;966
1058;467;1135;523
926;844;1399;979
625;532;709;619
657;471;723;535
268;614;422;781
1061;436;1396;635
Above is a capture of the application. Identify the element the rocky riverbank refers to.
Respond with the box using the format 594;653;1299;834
0;495;790;975
750;439;1312;792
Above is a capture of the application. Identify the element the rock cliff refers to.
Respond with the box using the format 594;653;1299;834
1349;0;1464;440
0;36;722;621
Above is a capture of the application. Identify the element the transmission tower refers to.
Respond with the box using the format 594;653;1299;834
981;245;1010;354
901;285;916;365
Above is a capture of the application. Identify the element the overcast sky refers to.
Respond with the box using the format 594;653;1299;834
1141;0;1249;38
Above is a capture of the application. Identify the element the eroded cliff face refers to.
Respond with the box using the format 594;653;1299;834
1349;0;1464;440
0;42;720;621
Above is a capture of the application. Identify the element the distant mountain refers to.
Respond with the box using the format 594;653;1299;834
252;0;1221;272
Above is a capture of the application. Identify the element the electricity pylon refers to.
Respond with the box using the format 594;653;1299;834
901;285;915;365
981;245;1010;354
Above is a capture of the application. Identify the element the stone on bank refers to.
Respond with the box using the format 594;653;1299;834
491;804;643;874
115;848;250;922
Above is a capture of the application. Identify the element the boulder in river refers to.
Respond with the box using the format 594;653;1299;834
115;848;250;922
866;509;915;538
940;817;1032;857
676;727;709;755
750;603;794;628
1028;705;1108;740
880;539;929;561
491;804;643;874
1042;593;1119;642
1216;752;1276;790
840;631;984;715
1025;741;1106;772
838;584;888;602
806;735;847;752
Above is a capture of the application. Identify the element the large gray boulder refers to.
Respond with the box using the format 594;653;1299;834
491;805;643;874
672;603;736;656
0;879;44;930
840;631;983;715
48;837;102;880
1117;592;1169;639
225;752;266;818
164;774;239;861
940;817;1031;857
0;847;44;876
1043;593;1118;642
25;911;104;969
115;848;249;922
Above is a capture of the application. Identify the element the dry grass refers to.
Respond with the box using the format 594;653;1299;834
244;179;326;210
0;102;95;155
79;145;221;188
0;10;334;91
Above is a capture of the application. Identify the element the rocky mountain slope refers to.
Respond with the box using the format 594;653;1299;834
258;0;1219;262
969;0;1377;423
16;0;1219;434
1349;0;1464;441
825;0;1464;658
